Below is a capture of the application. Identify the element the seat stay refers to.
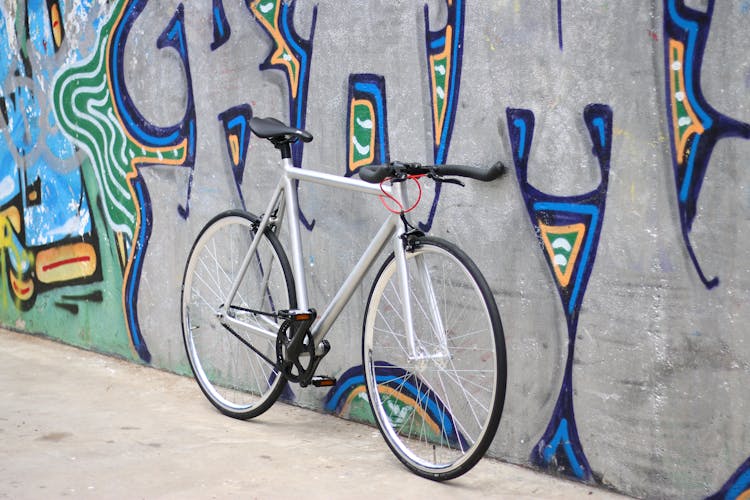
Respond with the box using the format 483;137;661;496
218;179;286;318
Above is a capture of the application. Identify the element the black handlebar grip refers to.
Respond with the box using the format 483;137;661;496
435;161;506;181
358;164;393;183
358;161;506;184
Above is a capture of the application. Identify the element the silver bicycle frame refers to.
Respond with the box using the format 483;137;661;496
218;156;420;355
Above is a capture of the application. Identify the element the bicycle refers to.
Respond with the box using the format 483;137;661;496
180;116;508;480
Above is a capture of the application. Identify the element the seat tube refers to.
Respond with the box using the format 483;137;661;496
282;158;309;311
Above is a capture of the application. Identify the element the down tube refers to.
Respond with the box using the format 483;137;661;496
310;215;400;345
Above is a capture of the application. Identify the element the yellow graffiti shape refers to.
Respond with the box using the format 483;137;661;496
229;134;241;166
338;384;443;439
50;2;64;50
538;221;585;288
349;99;375;171
1;206;21;234
429;26;452;147
250;0;301;99
378;385;442;438
36;242;98;284
0;214;35;305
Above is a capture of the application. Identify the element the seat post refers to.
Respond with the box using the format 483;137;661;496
274;140;293;159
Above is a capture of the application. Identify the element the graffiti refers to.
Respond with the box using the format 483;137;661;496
0;1;104;312
210;0;231;51
0;2;748;497
345;73;389;177
507;104;613;481
324;366;374;423
709;458;750;500
53;0;196;361
419;0;464;232
558;0;564;50
663;0;750;289
324;364;465;448
247;0;316;229
218;104;253;209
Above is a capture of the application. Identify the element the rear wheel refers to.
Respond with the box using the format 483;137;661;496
362;237;506;480
181;210;295;419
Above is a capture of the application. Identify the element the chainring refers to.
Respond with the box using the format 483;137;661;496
275;320;316;383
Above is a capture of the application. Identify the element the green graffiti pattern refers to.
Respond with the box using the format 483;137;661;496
52;3;184;242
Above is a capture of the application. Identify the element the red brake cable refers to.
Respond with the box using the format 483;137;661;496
378;174;425;214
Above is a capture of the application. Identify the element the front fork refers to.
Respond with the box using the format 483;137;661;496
393;228;449;362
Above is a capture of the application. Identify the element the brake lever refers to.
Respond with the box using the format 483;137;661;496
427;168;465;187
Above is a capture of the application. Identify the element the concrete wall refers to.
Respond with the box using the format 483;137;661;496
1;0;748;497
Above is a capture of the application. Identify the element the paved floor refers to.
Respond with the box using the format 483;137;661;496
0;330;629;499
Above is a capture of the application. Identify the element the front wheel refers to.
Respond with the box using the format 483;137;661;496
362;237;506;480
181;210;296;419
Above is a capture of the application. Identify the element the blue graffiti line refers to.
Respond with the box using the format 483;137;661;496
353;81;386;162
532;202;600;315
324;374;363;411
679;134;700;203
430;36;445;50
324;373;456;437
163;14;187;57
727;469;750;500
127;177;151;362
280;3;308;129
708;458;750;499
557;0;563;50
666;0;713;128
542;418;585;479
214;7;225;37
592;117;606;148
210;0;231;50
110;1;180;147
436;0;462;164
226;115;248;158
663;0;750;290
513;118;527;159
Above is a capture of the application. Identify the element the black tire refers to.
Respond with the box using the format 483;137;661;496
181;210;295;419
362;236;506;480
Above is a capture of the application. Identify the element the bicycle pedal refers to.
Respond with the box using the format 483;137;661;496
310;376;337;387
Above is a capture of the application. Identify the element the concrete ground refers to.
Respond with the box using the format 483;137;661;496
0;330;629;499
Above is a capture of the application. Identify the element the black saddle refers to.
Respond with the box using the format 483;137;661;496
249;117;313;145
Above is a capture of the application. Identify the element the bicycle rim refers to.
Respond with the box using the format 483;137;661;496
181;210;295;419
362;237;506;480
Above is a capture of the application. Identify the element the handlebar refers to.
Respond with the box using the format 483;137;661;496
358;161;506;184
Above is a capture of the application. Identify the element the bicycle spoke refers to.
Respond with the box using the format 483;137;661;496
364;237;505;479
182;211;295;420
